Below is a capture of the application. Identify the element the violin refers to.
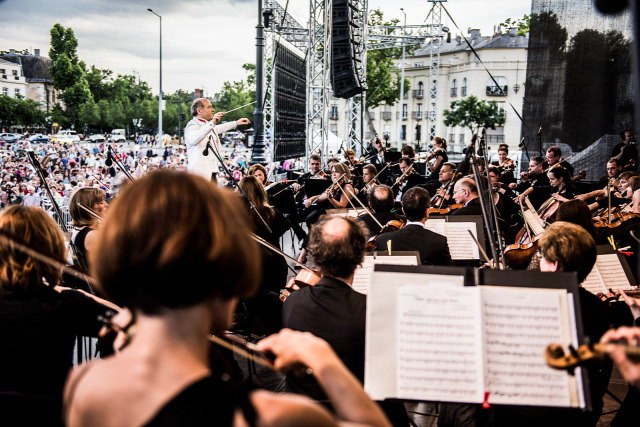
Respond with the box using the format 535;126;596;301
394;167;415;187
545;342;640;371
426;148;444;161
365;219;406;252
427;203;463;216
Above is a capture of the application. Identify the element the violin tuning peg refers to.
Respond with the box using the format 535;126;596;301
546;343;565;359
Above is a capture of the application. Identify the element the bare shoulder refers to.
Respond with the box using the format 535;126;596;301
241;389;337;427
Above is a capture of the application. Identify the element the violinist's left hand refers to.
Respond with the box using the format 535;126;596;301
600;326;640;390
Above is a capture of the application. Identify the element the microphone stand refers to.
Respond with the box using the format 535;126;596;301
206;137;273;234
468;133;504;269
537;126;543;157
107;148;134;182
519;136;531;163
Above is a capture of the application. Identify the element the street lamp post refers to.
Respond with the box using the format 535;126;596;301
250;0;267;165
397;8;406;149
147;8;163;145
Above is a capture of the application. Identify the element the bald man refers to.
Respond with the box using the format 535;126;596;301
184;98;250;182
282;216;367;397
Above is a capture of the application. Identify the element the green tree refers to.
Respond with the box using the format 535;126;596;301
365;9;413;109
0;96;46;128
213;63;256;123
49;23;91;129
443;95;505;135
499;15;530;36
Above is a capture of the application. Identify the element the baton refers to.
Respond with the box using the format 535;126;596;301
224;101;257;114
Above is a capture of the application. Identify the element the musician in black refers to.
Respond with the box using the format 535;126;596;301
509;156;550;209
248;163;272;186
356;184;405;238
238;175;290;335
354;164;378;207
369;136;397;185
424;162;458;208
490;144;515;186
611;129;638;172
546;145;574;176
289;154;327;241
392;158;423;207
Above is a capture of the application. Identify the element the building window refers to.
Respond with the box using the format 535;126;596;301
449;134;455;143
2;87;7;96
0;69;5;74
384;124;391;136
415;124;422;142
330;124;338;134
414;62;424;68
451;79;458;97
418;82;424;97
486;76;508;96
14;88;20;97
417;103;422;116
459;134;465;143
462;78;467;96
401;125;406;140
12;70;18;76
330;105;339;119
402;104;408;119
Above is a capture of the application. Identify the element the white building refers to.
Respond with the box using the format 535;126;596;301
0;57;27;99
0;48;60;114
330;28;528;157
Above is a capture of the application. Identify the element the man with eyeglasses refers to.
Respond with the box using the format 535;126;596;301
450;177;483;216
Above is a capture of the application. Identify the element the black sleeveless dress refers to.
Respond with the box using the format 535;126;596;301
144;376;257;427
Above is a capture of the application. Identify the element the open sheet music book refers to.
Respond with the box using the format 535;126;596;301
326;208;365;218
424;219;480;260
352;252;420;295
365;269;585;409
581;253;635;295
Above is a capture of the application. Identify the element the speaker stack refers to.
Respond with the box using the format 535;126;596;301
331;0;366;99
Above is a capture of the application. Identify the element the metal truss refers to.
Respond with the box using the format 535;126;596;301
345;0;367;157
307;0;332;164
427;1;444;142
263;0;308;162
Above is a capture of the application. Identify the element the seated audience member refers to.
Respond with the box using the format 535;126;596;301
64;171;390;427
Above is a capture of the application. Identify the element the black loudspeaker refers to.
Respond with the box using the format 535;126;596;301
331;0;366;99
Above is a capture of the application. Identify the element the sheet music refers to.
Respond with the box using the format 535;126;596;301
424;218;446;236
352;255;419;294
581;254;631;295
480;286;576;407
396;284;484;402
445;222;480;260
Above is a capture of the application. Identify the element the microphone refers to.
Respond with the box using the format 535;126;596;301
203;135;212;156
105;146;113;167
537;125;542;136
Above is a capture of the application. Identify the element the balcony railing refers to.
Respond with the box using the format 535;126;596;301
412;111;423;120
412;90;424;99
461;86;467;96
381;112;392;121
486;85;508;96
450;88;457;97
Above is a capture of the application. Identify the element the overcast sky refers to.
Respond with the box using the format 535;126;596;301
0;0;531;97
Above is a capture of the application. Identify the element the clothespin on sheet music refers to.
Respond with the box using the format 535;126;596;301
482;391;491;409
387;240;392;256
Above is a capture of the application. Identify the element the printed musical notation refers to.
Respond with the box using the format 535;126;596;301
396;284;484;401
581;254;632;295
424;220;480;260
480;286;574;407
352;255;419;294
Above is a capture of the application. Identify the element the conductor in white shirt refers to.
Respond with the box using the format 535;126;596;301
184;98;250;182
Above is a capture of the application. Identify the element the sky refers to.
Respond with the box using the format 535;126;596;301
0;0;531;97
